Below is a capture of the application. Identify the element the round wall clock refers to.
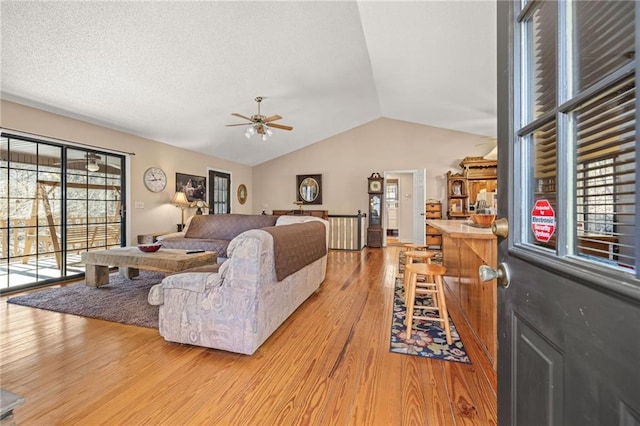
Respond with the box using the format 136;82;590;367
143;167;167;192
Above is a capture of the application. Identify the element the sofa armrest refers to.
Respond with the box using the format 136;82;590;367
148;269;225;306
156;231;185;241
156;215;197;241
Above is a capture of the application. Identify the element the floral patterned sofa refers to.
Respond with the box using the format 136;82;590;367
148;215;329;355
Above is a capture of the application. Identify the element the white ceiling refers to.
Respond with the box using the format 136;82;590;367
1;1;497;166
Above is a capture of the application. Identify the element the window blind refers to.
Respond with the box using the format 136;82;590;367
574;75;636;270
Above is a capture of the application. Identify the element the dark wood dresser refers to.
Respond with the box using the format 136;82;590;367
272;209;329;221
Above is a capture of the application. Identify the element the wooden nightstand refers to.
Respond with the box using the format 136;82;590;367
137;232;173;244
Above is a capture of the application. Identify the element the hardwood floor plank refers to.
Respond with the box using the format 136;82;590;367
347;250;406;425
0;247;497;425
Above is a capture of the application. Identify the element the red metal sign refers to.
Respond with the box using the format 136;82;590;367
531;199;556;243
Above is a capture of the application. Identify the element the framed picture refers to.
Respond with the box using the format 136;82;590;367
176;173;206;202
296;174;322;205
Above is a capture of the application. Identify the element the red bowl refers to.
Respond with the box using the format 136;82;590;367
138;244;162;253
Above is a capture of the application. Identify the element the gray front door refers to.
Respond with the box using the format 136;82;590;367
497;1;639;424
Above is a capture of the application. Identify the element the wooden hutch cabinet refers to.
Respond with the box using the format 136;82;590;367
446;171;468;219
461;156;497;213
447;157;498;218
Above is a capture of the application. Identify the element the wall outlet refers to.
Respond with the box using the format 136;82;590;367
134;201;144;209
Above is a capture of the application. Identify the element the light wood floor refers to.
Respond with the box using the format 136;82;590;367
0;247;497;425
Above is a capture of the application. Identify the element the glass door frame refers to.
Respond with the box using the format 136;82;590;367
1;131;127;293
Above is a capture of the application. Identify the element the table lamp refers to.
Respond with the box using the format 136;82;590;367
190;199;209;215
171;191;190;231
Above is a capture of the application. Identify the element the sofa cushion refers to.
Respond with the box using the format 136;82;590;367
185;214;279;241
262;221;327;281
159;237;231;257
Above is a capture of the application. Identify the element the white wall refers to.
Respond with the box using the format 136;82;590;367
252;117;493;218
1;100;253;244
2;103;494;246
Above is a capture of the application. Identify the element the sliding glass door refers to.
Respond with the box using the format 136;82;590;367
0;133;125;292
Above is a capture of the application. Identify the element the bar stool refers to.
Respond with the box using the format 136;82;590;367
404;250;437;266
403;243;429;251
403;250;438;301
404;263;452;345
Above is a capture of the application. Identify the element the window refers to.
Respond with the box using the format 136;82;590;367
517;0;636;275
577;158;614;235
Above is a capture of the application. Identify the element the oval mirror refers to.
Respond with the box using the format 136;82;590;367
237;184;247;205
299;177;319;202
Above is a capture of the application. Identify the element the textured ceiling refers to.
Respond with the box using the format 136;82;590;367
1;1;497;166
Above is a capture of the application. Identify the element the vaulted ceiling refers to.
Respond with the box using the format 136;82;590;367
1;1;497;166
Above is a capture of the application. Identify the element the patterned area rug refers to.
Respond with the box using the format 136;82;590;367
389;276;470;363
7;271;164;329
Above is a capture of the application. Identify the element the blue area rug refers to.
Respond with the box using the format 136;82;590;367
389;276;471;363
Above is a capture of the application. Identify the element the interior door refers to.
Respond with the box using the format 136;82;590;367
497;1;639;424
413;169;425;244
208;170;230;214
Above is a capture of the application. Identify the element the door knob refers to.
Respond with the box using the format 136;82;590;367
492;217;509;238
479;263;511;288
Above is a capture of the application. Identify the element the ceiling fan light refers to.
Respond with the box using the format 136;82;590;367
86;160;100;172
229;97;292;140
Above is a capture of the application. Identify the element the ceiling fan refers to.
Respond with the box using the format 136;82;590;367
68;153;103;172
57;153;120;173
226;97;293;140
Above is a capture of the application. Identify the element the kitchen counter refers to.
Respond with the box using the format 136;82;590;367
427;219;498;370
426;219;496;240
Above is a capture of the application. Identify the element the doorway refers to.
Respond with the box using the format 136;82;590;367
207;169;230;214
383;169;425;247
385;178;399;243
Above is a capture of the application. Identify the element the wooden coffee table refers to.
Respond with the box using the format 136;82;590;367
80;247;217;287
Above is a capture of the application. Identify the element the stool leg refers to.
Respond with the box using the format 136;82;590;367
426;258;433;283
403;254;414;304
435;274;452;345
421;272;438;309
404;269;417;338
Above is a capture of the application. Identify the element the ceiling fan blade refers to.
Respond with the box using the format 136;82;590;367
231;113;253;121
226;123;252;127
267;123;293;131
264;114;282;123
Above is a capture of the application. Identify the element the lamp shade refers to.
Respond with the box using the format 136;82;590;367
171;191;189;206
